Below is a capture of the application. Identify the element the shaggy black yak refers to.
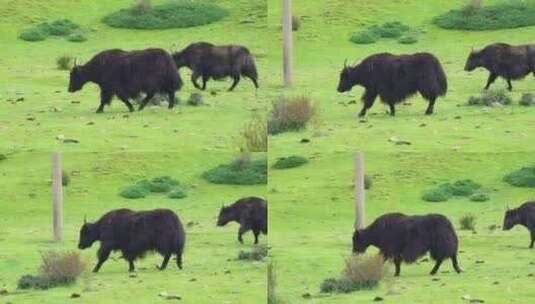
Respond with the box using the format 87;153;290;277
217;197;267;244
465;43;535;91
172;42;258;91
78;208;186;273
68;48;182;113
352;213;462;276
337;52;448;117
503;201;535;248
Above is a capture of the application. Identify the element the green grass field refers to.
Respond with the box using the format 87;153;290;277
267;0;535;303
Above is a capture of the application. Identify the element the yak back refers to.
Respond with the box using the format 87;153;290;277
355;52;447;103
478;43;535;78
517;201;535;226
229;197;267;232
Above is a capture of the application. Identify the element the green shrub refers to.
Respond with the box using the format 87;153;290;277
168;188;187;199
67;33;87;42
467;89;512;106
202;157;267;185
422;188;451;202
503;166;535;188
320;255;386;293
152;176;180;186
268;96;317;135
434;3;535;30
398;34;418;44
238;245;268;261
349;31;378;44
120;186;147;199
148;182;172;193
19;28;48;41
450;179;481;196
18;251;85;290
470;192;490;202
519;93;535;107
272;156;308;169
47;19;79;35
102;2;230;29
459;214;476;231
56;54;73;70
0;153;6;161
368;22;409;38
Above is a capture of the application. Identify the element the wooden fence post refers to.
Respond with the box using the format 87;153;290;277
282;0;293;87
52;152;63;241
354;152;365;229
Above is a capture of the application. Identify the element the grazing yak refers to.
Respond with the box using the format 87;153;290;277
503;201;535;248
78;208;186;273
465;43;535;91
68;48;182;113
352;213;462;276
172;42;259;91
217;197;267;244
337;52;448;117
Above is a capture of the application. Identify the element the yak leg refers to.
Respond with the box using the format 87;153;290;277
451;255;462;273
116;91;135;112
425;97;437;115
393;256;402;276
238;225;249;244
359;90;377;118
430;258;443;275
97;89;113;113
93;245;112;273
167;91;176;109
484;73;498;90
191;71;202;90
250;77;259;89
158;253;172;270
228;75;241;91
138;92;155;111
506;78;513;91
529;230;535;249
176;252;183;269
253;229;260;245
388;103;396;116
128;259;136;272
201;75;209;90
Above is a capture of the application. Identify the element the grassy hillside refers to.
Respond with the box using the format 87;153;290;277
0;0;271;154
0;151;267;303
267;0;535;303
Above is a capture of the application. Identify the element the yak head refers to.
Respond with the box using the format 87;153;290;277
464;49;482;72
503;207;520;231
352;229;370;254
78;217;99;249
337;59;356;93
172;52;186;69
68;62;87;92
217;205;234;227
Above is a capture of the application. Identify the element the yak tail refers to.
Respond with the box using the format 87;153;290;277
241;52;258;81
433;59;448;96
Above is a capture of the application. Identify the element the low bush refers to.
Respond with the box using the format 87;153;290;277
168;188;187;199
470;192;490;202
433;2;535;30
368;22;409;38
19;28;48;41
238;244;268;261
121;176;185;199
459;214;476;231
320;255;386;293
467;89;512;106
67;33;87;42
119;186;147;199
47;19;79;35
422;188;451;202
349;31;378;44
272;156;308;169
18;251;85;290
56;54;73;70
241;114;267;153
102;2;229;29
519;93;535;107
398;34;418;44
503;166;535;188
268;96;317;135
450;179;481;196
202;155;267;185
423;179;482;202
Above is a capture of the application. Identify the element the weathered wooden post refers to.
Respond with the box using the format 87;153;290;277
282;0;293;87
52;152;63;241
354;152;365;229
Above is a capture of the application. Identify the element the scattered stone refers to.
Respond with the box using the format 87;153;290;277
492;281;499;285
56;134;65;140
528;273;534;277
16;97;24;102
189;278;197;282
129;273;138;278
388;136;411;145
70;293;81;298
300;138;310;143
63;138;79;144
462;295;484;303
240;17;256;24
26;116;36;121
451;146;461;152
432;277;440;281
71;100;80;104
302;292;312;299
373;296;384;302
52;106;61;112
359;118;367;123
210;90;217;96
224;270;231;274
454;115;461;119
86;121;95;125
475;260;484;264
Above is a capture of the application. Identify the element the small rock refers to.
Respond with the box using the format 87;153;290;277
475;260;484;264
16;97;25;101
373;296;384;302
240;18;256;24
451;146;461;152
70;293;81;298
27;116;36;121
71;100;80;104
419;123;427;127
454;115;461;119
63;138;79;144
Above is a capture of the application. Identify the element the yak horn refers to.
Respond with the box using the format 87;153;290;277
83;215;87;224
343;58;348;68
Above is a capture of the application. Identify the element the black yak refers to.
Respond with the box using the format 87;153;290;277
172;42;258;91
503;201;535;248
464;43;535;91
68;48;182;113
217;197;267;244
337;52;448;117
352;213;462;276
78;208;186;273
